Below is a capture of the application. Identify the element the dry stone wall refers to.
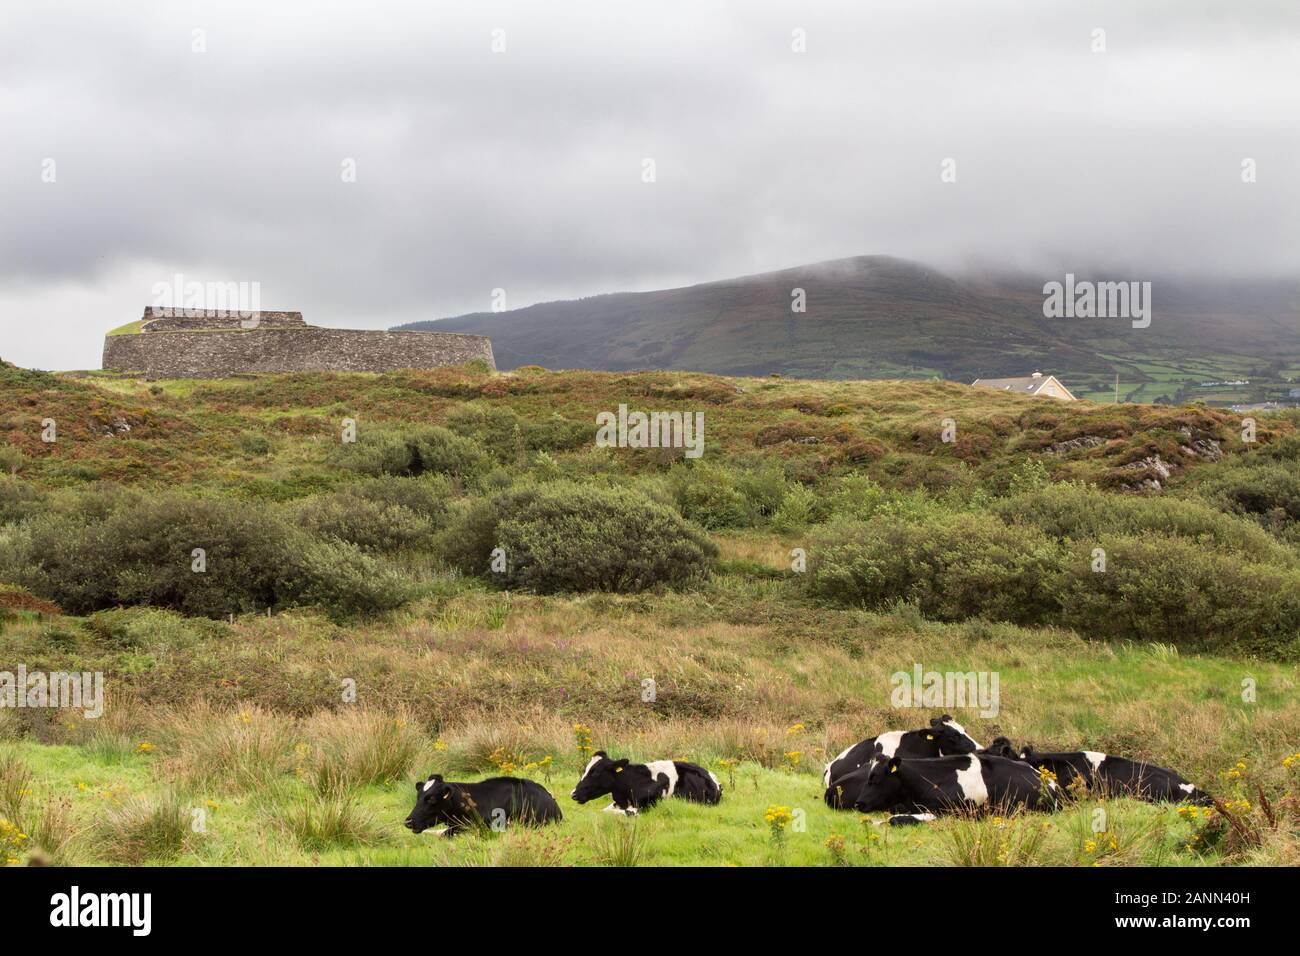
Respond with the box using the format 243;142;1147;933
141;309;307;332
102;327;496;377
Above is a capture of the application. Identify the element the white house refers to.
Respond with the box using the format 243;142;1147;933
971;371;1077;401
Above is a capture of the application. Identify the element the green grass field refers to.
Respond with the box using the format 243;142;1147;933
1;735;1259;868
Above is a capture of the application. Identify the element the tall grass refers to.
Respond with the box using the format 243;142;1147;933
160;703;297;794
590;816;650;867
268;783;380;851
302;707;424;793
96;791;192;864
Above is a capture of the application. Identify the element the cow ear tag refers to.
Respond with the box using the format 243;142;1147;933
615;767;623;773
926;734;934;740
890;765;898;773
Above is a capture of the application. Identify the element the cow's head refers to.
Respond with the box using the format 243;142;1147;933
406;774;466;833
930;715;980;755
852;756;906;813
980;736;1019;759
1019;746;1039;761
571;751;629;803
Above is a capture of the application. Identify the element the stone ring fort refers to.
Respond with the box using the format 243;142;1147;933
102;307;495;377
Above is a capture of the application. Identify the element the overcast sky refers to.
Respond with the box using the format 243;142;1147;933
2;0;1297;370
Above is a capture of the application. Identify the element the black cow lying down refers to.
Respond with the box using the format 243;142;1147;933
571;752;722;813
405;774;562;835
823;716;981;808
852;753;1061;825
1017;744;1213;805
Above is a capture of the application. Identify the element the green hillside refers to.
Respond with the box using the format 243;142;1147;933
398;256;1300;407
2;362;1298;867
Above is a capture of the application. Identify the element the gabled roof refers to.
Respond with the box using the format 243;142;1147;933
971;373;1077;401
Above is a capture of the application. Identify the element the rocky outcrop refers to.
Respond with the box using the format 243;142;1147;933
1178;427;1222;462
1046;435;1106;454
1117;454;1173;492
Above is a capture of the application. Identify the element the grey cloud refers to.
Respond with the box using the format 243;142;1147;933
1;0;1297;369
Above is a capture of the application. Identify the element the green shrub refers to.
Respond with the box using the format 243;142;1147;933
442;481;716;593
1;492;411;619
735;462;792;519
445;405;522;463
670;463;758;529
523;414;591;453
1193;465;1300;526
771;483;818;532
45;482;146;522
408;426;491;478
808;513;1062;626
994;482;1295;565
1055;534;1300;657
332;431;413;477
291;486;442;553
290;537;413;617
334;426;490;480
824;473;885;522
348;475;453;521
86;607;227;651
0;476;43;525
808;505;1300;658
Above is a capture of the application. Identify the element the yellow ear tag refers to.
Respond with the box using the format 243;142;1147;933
926;734;934;740
890;765;898;773
615;767;623;773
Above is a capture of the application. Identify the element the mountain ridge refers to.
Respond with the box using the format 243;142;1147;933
396;256;1300;404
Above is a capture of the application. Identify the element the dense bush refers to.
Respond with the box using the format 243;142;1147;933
333;426;490;481
824;473;885;522
770;482;819;531
808;506;1300;657
808;513;1062;626
291;477;451;553
0;493;411;619
994;481;1296;565
1054;534;1300;657
669;463;751;529
442;481;716;593
86;607;227;651
523;414;591;453
1193;465;1300;526
346;474;453;522
0;476;44;525
288;536;413;618
669;462;787;529
444;404;523;463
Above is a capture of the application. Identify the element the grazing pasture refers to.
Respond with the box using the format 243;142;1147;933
1;362;1298;866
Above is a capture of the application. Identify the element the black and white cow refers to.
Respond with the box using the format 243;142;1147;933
405;774;562;835
823;716;982;808
851;753;1061;825
570;752;722;814
1018;746;1212;805
979;735;1019;758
